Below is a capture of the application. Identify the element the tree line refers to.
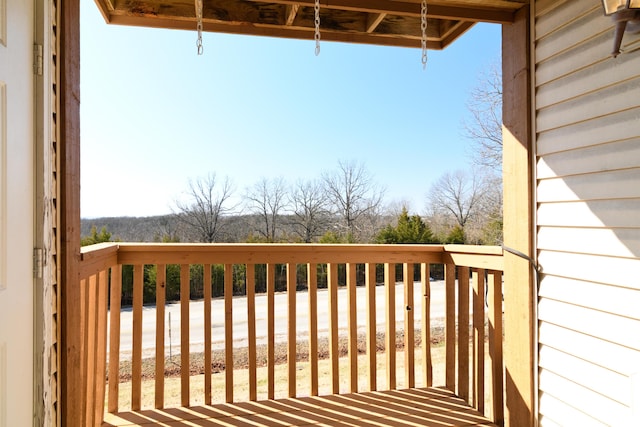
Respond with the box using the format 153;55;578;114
81;170;500;305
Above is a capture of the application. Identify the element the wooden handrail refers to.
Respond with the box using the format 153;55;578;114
443;244;504;271
76;243;505;426
79;242;118;278
115;242;445;265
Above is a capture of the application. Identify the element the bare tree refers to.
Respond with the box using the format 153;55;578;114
174;174;235;243
245;177;288;242
289;179;330;243
427;170;490;237
464;61;503;171
322;160;384;242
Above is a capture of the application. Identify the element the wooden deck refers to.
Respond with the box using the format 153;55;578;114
103;387;497;427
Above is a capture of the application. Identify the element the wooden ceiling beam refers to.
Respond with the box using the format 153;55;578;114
244;0;518;23
105;13;445;49
102;0;517;24
95;0;526;49
366;13;386;33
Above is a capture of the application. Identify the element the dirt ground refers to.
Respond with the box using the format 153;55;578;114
114;327;445;382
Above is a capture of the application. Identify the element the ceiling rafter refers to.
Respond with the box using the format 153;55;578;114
366;13;387;33
285;4;300;26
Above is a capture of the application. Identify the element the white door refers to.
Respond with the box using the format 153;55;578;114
0;0;35;425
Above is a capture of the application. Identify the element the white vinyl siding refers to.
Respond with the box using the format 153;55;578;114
534;0;640;425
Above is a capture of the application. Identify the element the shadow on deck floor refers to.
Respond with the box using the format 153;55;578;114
103;387;497;426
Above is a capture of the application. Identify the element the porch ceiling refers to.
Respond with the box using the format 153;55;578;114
93;0;527;49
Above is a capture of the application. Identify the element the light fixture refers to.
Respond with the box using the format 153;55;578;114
602;0;640;57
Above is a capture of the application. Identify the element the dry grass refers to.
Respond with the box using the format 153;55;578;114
114;328;445;382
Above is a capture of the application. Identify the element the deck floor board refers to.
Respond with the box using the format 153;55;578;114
103;387;497;426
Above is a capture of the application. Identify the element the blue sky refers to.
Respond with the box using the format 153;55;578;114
80;3;501;219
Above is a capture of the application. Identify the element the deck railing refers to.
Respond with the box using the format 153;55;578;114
76;243;504;426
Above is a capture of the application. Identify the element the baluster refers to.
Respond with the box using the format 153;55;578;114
347;263;358;393
421;263;432;387
385;263;396;390
180;264;190;406
445;263;456;392
247;264;257;401
203;264;211;404
458;266;470;402
155;265;166;409
95;269;109;424
267;263;275;399
404;263;415;389
224;264;233;403
85;274;97;425
473;268;486;413
108;265;122;413
287;263;297;398
132;265;144;410
365;263;377;391
308;263;319;396
488;270;504;425
328;263;339;394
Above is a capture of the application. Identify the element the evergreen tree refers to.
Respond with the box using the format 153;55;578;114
81;225;112;246
446;225;466;244
376;207;436;244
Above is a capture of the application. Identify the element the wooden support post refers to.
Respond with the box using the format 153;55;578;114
503;5;535;427
59;0;82;424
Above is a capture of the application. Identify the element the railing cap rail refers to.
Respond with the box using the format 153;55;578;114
80;241;119;255
443;244;503;255
78;243;505;278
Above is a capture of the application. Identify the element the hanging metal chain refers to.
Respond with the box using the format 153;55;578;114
196;0;204;55
314;0;321;56
421;0;428;69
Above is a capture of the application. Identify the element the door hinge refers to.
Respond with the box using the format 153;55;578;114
33;44;43;76
33;248;43;279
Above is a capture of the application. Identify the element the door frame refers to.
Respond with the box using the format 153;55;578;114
34;0;57;423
